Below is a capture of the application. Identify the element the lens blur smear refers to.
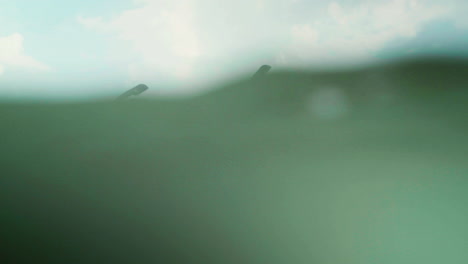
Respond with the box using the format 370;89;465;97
1;1;468;263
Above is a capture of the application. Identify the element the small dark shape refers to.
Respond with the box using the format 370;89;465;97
116;84;149;101
251;65;272;80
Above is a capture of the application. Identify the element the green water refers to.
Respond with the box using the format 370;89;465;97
1;57;467;263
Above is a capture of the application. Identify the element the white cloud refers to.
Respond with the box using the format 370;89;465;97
291;25;319;45
78;0;297;87
78;0;202;84
78;0;455;91
450;1;468;29
279;0;449;67
76;16;109;31
0;33;50;75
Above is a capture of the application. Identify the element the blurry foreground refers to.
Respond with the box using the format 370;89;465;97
1;57;468;263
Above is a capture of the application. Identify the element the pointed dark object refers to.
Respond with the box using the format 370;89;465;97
116;84;149;101
251;65;272;80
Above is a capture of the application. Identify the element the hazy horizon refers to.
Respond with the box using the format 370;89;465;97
1;0;468;98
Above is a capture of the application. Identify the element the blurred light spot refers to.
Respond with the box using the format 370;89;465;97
306;86;349;119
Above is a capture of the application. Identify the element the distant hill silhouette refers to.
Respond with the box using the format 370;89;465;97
189;56;468;118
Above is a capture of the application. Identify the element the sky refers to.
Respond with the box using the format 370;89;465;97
0;0;467;98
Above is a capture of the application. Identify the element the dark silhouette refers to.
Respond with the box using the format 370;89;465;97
251;65;272;80
116;84;149;101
